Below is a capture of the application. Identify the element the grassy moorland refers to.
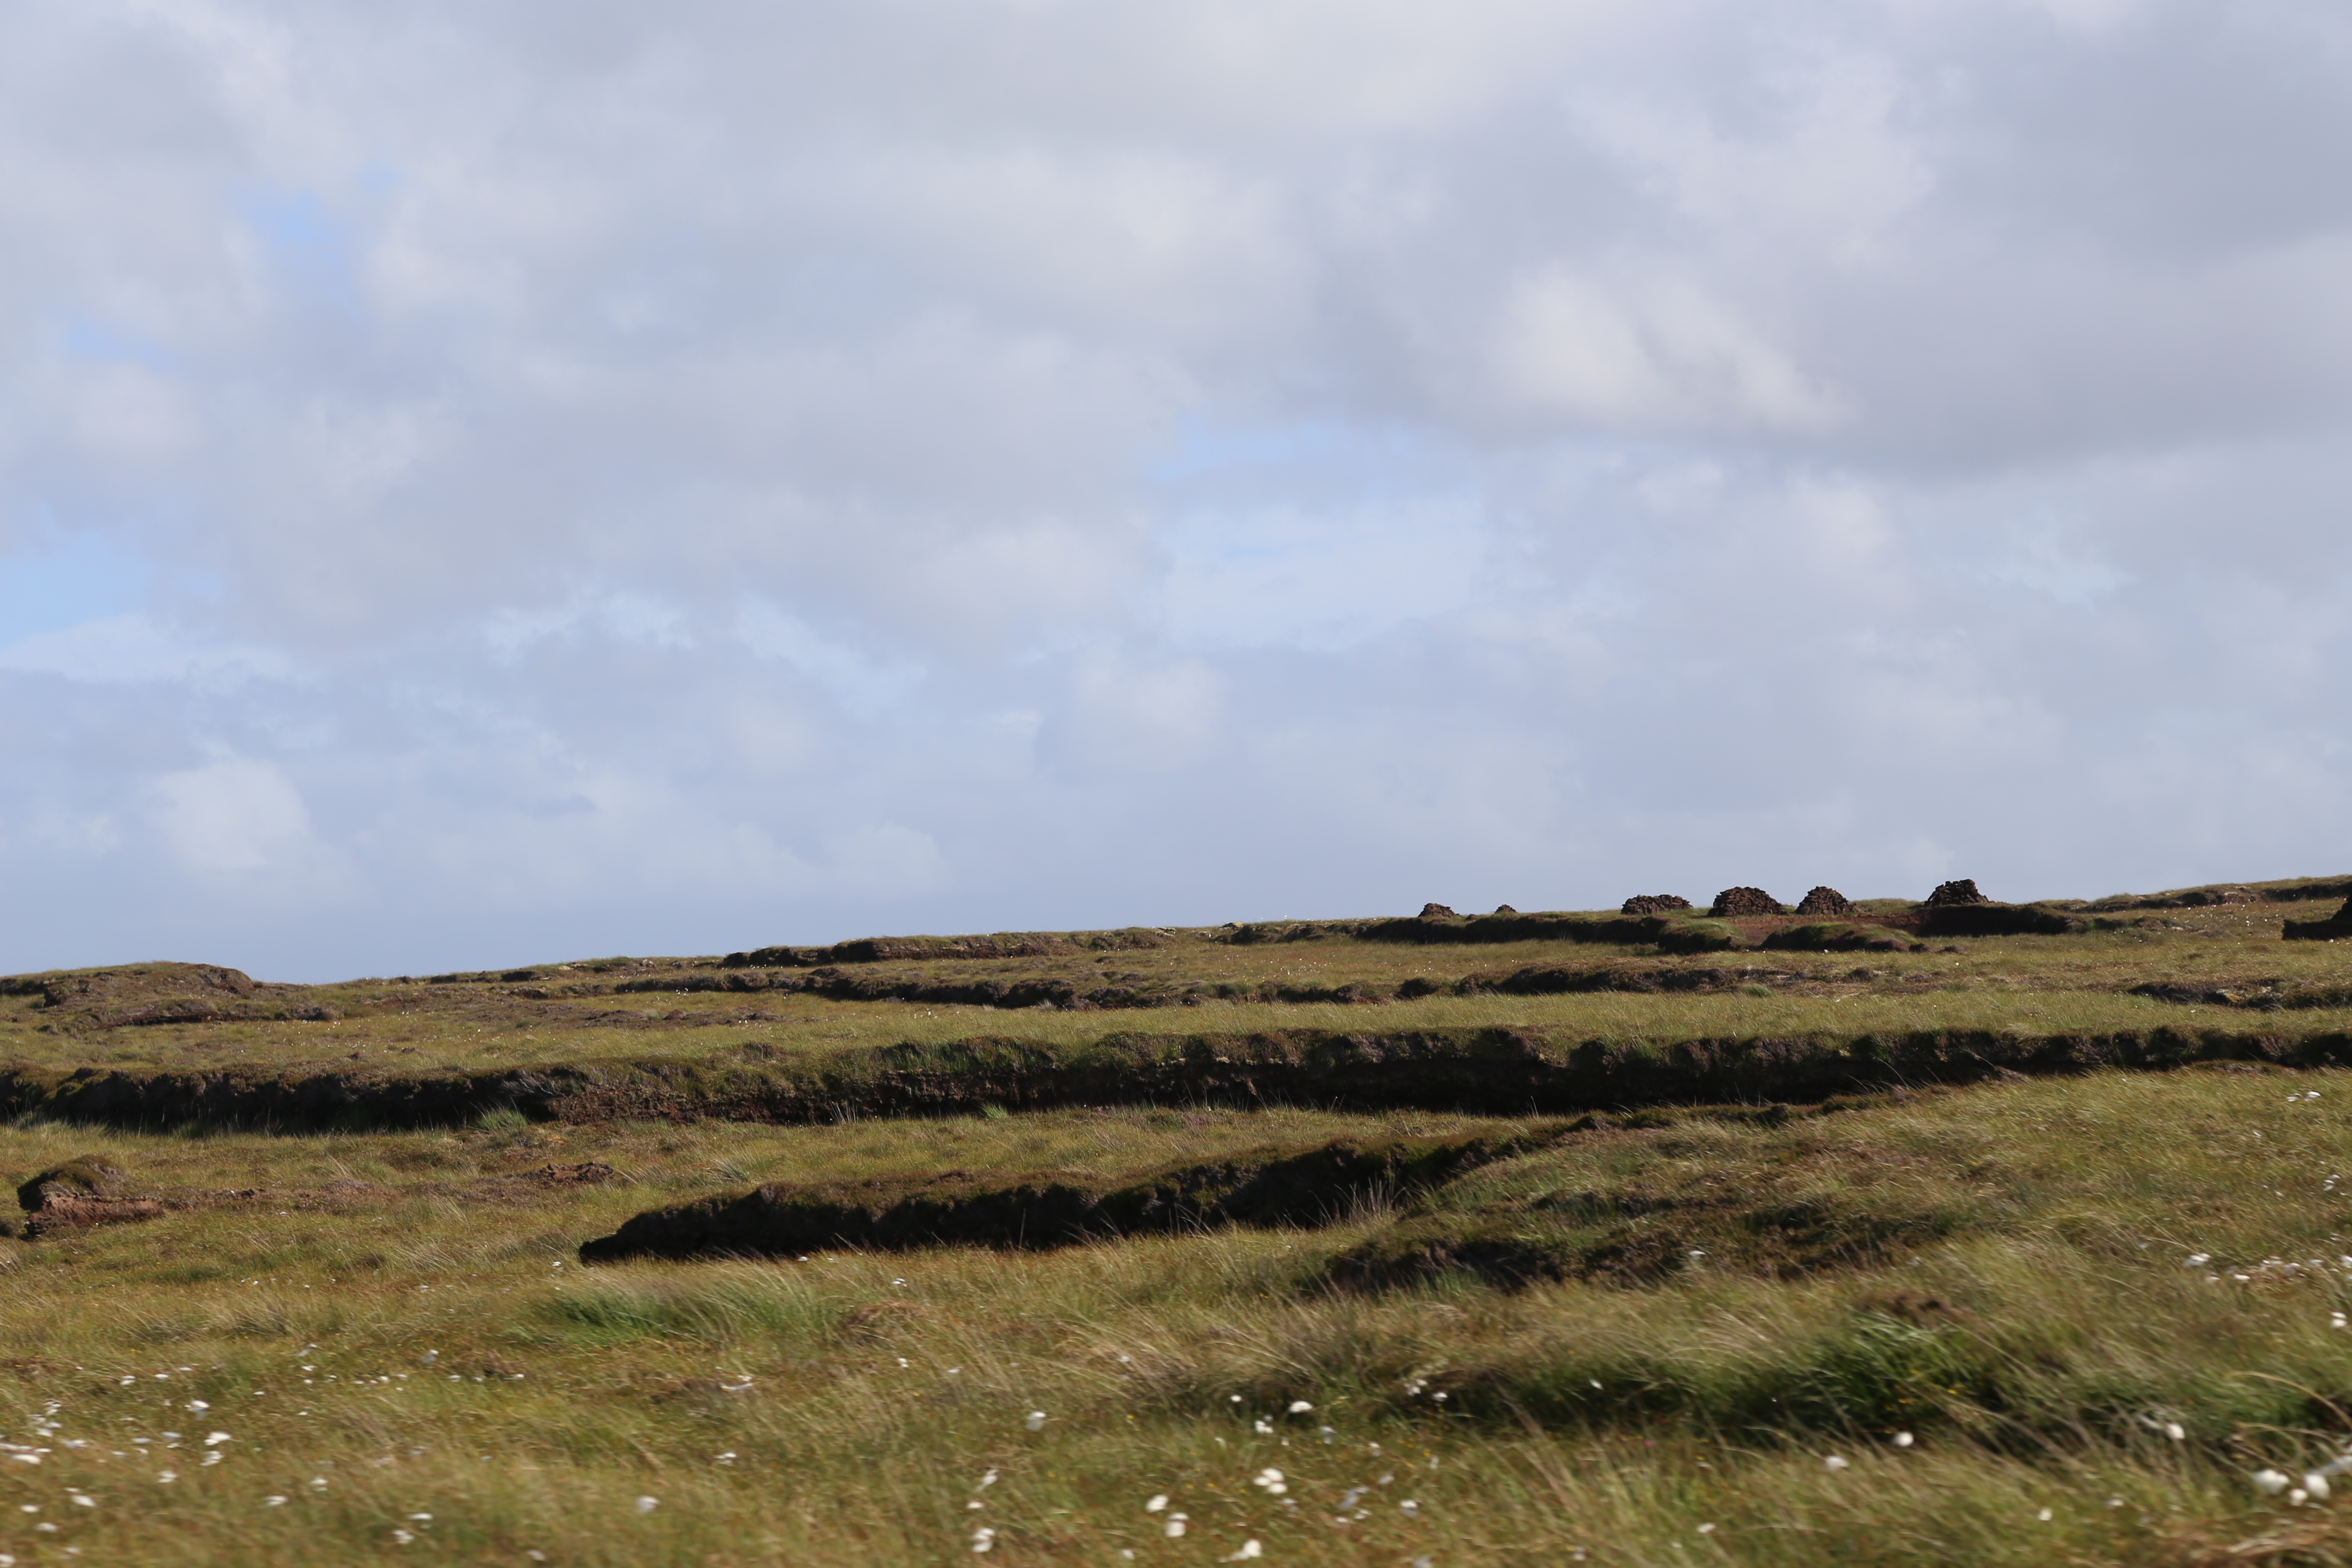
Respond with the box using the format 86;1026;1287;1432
2;877;2351;1563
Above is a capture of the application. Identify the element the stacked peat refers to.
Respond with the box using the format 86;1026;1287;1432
1926;879;1991;907
1709;887;1785;918
1419;903;1458;918
1620;894;1692;916
1794;886;1854;918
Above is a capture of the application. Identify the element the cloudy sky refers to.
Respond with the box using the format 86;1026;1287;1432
4;0;2350;980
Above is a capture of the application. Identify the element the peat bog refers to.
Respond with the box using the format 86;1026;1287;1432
3;875;2352;1562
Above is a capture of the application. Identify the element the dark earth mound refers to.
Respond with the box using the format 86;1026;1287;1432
1794;886;1854;917
1620;895;1693;916
1709;888;1785;918
1926;879;1991;907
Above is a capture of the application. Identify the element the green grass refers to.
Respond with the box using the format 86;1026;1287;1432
0;1073;2347;1562
5;891;2352;1561
7;910;2352;1080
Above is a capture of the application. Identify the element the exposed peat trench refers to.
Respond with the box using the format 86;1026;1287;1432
579;1130;1553;1262
3;1021;2345;1133
577;1122;1972;1289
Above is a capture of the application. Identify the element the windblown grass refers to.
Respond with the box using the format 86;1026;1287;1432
2;1071;2352;1562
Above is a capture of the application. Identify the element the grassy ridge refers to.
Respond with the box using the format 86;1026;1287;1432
9;1018;2352;1130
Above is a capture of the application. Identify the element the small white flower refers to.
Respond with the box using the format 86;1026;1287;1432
1894;1432;1914;1448
635;1496;658;1514
2254;1470;2291;1495
1025;1412;1047;1432
1288;1400;1313;1413
1165;1513;1188;1538
1225;1541;1262;1561
1824;1456;1849;1472
971;1527;995;1553
1145;1496;1168;1513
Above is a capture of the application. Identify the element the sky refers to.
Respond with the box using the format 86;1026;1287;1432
4;0;2351;981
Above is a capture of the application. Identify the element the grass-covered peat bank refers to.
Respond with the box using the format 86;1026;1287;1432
5;873;2352;1562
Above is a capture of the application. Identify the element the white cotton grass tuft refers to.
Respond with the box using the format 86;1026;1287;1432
1288;1400;1313;1413
635;1496;658;1515
1252;1468;1285;1494
2037;1508;2053;1522
205;1433;232;1447
1164;1513;1188;1538
2253;1470;2291;1496
2308;1472;2334;1501
1145;1496;1168;1513
971;1527;996;1553
1400;1499;1418;1517
1224;1541;1262;1561
1894;1432;1914;1448
1823;1456;1849;1472
1025;1412;1047;1432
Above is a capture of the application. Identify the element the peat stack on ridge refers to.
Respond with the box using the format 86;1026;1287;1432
1621;894;1692;916
1794;886;1853;917
1709;888;1785;918
1926;880;1991;907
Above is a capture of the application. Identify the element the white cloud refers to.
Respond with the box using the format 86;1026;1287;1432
0;0;2350;975
1491;268;1846;432
148;756;312;872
